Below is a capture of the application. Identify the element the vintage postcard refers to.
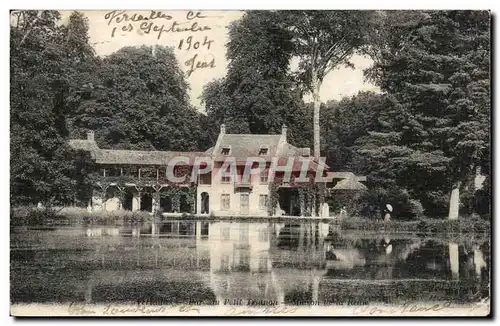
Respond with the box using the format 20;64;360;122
10;9;491;317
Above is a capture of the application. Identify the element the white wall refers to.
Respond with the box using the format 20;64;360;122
201;186;270;216
103;197;120;211
197;167;271;216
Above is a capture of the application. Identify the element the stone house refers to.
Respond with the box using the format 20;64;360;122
69;125;365;217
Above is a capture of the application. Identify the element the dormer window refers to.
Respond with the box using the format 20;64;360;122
259;145;269;156
221;146;231;155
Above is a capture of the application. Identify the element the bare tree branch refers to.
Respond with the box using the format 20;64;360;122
324;46;356;75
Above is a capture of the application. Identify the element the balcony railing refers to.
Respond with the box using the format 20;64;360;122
234;180;253;189
95;176;192;187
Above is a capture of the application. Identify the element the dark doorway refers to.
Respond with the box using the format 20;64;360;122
140;193;153;212
180;194;191;213
201;192;209;214
160;222;172;234
179;222;195;236
123;190;133;211
278;188;300;216
160;196;172;213
201;221;209;237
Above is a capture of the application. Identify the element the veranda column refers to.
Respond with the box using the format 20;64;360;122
196;193;202;214
196;221;202;240
298;224;305;250
311;195;317;217
93;185;108;211
132;191;141;212
152;189;161;215
300;195;305;217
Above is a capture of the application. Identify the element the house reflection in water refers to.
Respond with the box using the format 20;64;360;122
207;222;330;305
208;222;282;304
76;221;489;305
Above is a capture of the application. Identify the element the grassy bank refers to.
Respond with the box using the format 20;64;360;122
10;206;155;227
10;206;490;234
333;216;491;234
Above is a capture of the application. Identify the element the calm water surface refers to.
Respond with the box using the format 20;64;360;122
10;220;490;305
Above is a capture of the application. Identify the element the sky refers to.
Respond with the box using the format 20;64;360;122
61;10;379;109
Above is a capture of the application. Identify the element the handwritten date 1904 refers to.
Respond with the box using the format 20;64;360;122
179;36;214;51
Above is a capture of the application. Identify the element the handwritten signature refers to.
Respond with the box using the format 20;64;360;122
67;302;201;316
224;306;299;316
353;301;453;316
178;305;201;314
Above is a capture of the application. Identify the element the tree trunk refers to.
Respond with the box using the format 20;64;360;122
311;195;317;217
312;78;321;162
448;181;461;220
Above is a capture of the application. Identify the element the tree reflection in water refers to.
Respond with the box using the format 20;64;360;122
10;220;489;305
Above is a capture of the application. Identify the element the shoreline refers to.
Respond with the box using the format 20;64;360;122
10;206;491;234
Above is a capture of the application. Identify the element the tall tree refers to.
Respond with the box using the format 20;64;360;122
70;45;204;151
366;10;491;219
10;10;90;206
321;92;388;172
201;11;312;147
282;10;378;161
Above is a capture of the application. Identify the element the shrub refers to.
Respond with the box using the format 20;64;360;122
408;199;424;218
354;186;422;220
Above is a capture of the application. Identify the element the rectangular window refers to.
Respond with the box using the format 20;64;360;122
124;166;139;178
259;194;268;210
240;253;250;270
259;147;269;155
221;147;231;155
199;172;212;185
221;175;231;183
260;169;269;184
221;227;230;241
258;227;269;242
106;167;122;177
259;257;268;272
221;253;230;271
221;194;230;211
239;226;249;243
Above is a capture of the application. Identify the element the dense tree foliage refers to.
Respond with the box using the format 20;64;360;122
363;10;491;218
201;11;313;147
69;45;206;151
10;11;88;206
320;92;388;173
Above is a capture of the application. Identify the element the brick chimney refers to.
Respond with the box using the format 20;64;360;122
87;130;95;142
220;124;226;135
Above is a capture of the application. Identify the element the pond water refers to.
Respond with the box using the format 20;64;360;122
10;220;490;306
